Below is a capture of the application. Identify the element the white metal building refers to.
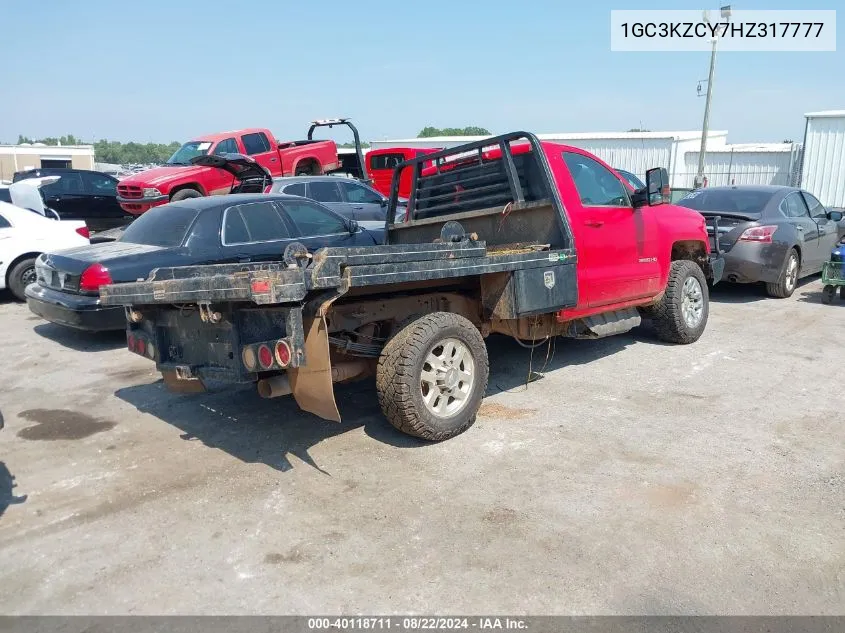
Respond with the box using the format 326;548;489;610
800;110;845;208
681;143;801;189
370;131;730;187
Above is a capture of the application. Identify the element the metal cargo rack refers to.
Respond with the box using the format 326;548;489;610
101;131;580;314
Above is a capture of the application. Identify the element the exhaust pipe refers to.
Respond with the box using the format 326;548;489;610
257;375;292;399
257;360;370;399
331;360;369;383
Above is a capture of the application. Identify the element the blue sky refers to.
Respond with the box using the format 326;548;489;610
0;0;841;145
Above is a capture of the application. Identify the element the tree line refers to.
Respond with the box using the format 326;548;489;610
417;126;491;137
9;125;493;164
14;134;181;164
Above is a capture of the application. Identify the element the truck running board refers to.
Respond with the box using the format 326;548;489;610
567;308;641;339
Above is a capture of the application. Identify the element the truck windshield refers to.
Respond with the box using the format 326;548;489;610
121;205;201;247
675;189;771;215
167;141;212;165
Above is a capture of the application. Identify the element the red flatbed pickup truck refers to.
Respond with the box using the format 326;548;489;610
117;120;365;215
101;132;724;442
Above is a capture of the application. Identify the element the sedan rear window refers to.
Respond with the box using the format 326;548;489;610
121;205;201;247
676;189;772;215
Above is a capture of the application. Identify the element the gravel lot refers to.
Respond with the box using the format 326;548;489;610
0;280;842;615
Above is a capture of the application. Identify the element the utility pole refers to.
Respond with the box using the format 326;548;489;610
695;5;732;189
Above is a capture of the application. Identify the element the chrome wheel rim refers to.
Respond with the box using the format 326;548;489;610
21;267;37;287
785;255;798;291
681;276;704;328
420;338;474;418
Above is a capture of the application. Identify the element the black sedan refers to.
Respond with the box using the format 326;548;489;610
12;168;134;231
676;185;843;297
26;193;382;331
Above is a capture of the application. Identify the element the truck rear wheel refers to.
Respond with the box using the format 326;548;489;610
376;312;488;441
646;260;709;344
170;188;202;202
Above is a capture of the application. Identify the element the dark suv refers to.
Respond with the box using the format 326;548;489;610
12;168;133;231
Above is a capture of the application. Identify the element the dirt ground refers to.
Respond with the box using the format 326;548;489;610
0;280;842;615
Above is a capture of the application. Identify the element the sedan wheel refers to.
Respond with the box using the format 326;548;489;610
766;249;800;298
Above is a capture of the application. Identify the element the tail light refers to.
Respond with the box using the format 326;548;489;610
127;333;136;351
242;347;258;371
274;340;292;367
135;337;146;357
79;263;112;292
263;184;273;194
76;226;90;239
738;225;777;243
257;344;274;370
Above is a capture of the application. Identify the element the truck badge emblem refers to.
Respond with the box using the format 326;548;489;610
544;270;555;289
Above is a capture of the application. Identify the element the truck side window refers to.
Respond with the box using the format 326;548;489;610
242;133;271;155
370;153;404;170
213;138;238;156
309;181;342;203
281;199;347;236
562;152;630;207
231;201;290;242
0;212;10;228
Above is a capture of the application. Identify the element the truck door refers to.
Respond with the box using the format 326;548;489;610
241;132;279;176
556;150;660;307
208;138;242;196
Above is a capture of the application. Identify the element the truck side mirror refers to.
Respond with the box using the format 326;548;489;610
646;167;670;206
828;210;843;222
631;167;670;208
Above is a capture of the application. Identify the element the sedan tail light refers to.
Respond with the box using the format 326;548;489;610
738;225;778;243
79;263;113;292
75;226;91;239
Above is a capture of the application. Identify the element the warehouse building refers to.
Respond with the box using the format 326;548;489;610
0;143;95;180
800;110;845;208
370;130;809;190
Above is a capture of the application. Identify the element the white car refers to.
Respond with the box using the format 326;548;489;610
0;179;90;301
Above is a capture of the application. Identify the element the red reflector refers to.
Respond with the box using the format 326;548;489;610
76;226;91;239
79;263;113;292
136;338;146;356
275;340;292;367
257;344;274;369
738;225;777;243
251;279;271;294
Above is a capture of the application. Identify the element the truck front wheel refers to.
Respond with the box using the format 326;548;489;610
170;188;202;202
376;312;488;441
645;260;709;344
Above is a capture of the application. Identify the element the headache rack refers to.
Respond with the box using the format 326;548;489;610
385;132;575;252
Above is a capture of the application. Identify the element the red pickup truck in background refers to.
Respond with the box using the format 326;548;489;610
366;147;439;199
116;121;356;215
